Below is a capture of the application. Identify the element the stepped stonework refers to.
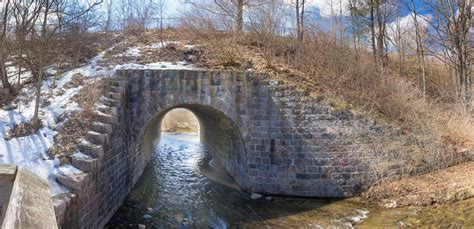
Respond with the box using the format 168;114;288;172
52;69;410;228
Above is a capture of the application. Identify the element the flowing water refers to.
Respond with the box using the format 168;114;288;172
106;133;474;228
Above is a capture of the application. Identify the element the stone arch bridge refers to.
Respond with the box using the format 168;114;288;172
55;69;383;228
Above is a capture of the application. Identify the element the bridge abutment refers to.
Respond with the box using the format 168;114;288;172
53;69;404;228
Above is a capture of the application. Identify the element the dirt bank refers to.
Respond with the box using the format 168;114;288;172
363;161;474;208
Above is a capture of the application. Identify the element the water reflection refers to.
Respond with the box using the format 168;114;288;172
106;133;368;228
106;133;474;228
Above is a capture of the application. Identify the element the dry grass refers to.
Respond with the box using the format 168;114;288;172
99;31;197;67
47;109;97;163
172;25;473;182
63;73;85;90
39;26;471;195
363;162;474;207
6;121;43;140
47;79;111;161
136;43;188;64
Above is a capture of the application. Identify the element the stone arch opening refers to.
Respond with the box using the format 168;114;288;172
160;108;199;133
139;104;249;189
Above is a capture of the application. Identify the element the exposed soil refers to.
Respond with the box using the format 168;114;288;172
363;161;474;208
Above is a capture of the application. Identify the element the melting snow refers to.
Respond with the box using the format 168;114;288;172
0;41;199;196
124;47;141;57
119;61;197;70
349;209;369;222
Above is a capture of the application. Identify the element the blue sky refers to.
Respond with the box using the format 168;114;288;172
163;0;431;20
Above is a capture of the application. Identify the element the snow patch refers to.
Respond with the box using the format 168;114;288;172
124;47;141;57
118;61;198;70
348;209;369;223
0;41;200;197
0;47;115;196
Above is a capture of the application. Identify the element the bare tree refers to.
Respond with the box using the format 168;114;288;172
12;0;43;90
213;0;245;33
31;0;52;126
369;0;377;61
0;0;16;96
104;0;114;34
247;0;285;66
374;0;386;72
406;0;427;99
63;0;103;66
186;0;271;33
386;4;406;77
370;0;396;74
157;0;167;45
27;0;103;126
348;0;368;60
117;0;156;33
294;0;305;42
424;0;472;115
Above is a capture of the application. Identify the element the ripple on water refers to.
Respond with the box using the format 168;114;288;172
105;133;474;228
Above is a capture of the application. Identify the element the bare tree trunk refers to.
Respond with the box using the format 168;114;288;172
330;0;337;43
409;0;426;99
296;0;300;40
32;0;51;127
301;0;305;42
424;0;472;114
236;0;244;33
295;0;305;42
0;0;16;96
349;0;359;60
105;0;113;34
339;0;343;45
17;47;22;89
369;0;377;62
158;0;166;46
374;0;387;73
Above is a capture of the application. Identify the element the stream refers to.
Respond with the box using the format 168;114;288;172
106;132;474;228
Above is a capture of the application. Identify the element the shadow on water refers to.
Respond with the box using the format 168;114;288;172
105;133;474;228
105;133;371;228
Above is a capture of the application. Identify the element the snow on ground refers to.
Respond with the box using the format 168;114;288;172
6;63;33;86
144;41;198;50
0;41;199;196
112;42;199;71
119;61;197;70
124;47;141;57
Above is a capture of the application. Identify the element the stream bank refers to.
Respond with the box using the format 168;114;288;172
106;133;474;228
363;161;474;208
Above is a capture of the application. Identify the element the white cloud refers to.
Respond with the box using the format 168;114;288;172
386;14;431;51
282;0;349;17
310;0;349;17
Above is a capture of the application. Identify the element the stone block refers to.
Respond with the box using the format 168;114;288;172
52;193;72;226
100;96;119;107
56;172;88;191
97;106;118;116
71;155;97;173
78;140;104;158
97;113;115;124
87;131;108;145
91;122;113;134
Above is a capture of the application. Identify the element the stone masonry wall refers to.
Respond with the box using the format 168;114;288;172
53;79;148;228
53;69;396;228
117;69;383;197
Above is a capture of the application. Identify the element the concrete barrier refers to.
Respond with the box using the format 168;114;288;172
0;164;57;229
